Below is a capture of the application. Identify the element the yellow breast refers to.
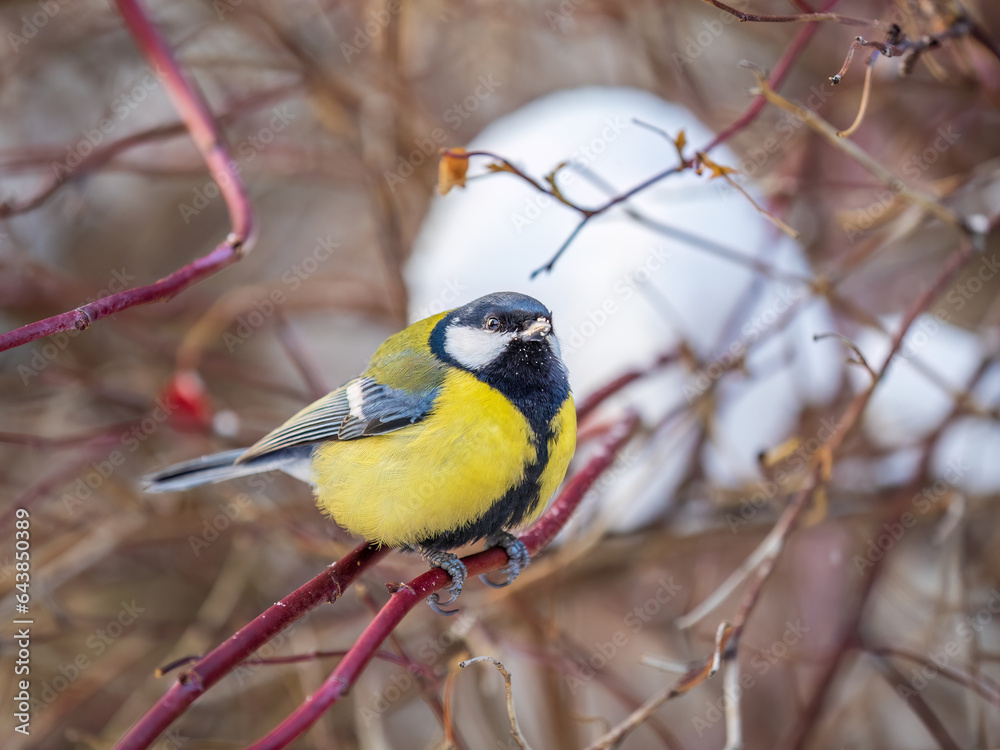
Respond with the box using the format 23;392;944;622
311;368;543;547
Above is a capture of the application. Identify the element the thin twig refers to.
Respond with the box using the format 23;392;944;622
459;657;532;750
696;0;879;27
442;664;462;749
274;314;329;400
622;209;811;283
701;0;841;154
675;511;787;629
870;645;1000;710
0;84;296;219
749;71;972;235
583;680;680;750
675;474;821;630
722;651;743;750
812;332;876;381
870;656;962;750
583;621;732;749
716;170;800;238
829;36;867;84
836;55;876;138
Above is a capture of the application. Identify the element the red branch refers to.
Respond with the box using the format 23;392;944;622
114;412;637;749
444;0;841;278
0;83;296;219
778;237;982;750
244;412;639;750
576;350;679;422
0;0;256;353
701;0;840;154
114;543;388;750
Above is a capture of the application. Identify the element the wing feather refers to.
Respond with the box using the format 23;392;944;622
236;377;438;463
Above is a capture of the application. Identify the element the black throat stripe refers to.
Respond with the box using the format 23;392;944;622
422;323;570;551
416;423;553;552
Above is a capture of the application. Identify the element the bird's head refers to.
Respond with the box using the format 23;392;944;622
430;292;567;395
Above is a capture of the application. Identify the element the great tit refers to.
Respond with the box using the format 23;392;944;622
144;292;576;613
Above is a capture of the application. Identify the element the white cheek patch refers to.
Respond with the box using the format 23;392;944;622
444;325;512;371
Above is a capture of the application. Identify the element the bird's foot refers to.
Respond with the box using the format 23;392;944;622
479;531;531;589
421;548;468;616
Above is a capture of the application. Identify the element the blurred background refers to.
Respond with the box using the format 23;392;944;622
2;0;1000;747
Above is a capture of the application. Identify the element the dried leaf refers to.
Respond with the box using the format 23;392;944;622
438;148;469;195
544;162;569;201
695;151;736;179
486;161;516;174
673;129;687;162
759;436;802;468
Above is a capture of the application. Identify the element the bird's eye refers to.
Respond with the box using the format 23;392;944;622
485;316;501;331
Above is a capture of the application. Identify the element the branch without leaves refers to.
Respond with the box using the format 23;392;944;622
459;657;531;750
584;621;733;749
115;412;638;750
0;0;257;354
696;0;879;28
241;413;638;750
749;70;974;236
113;543;387;750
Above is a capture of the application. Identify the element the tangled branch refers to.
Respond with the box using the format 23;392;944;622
0;0;257;353
115;412;639;749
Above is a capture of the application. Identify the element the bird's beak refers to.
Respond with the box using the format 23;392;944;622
519;318;551;341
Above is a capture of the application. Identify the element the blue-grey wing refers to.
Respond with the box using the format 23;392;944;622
235;377;438;463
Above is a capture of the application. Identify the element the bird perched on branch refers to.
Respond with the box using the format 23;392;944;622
144;292;576;613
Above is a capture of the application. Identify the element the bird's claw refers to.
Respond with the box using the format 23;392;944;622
427;588;460;616
421;548;467;616
478;531;531;589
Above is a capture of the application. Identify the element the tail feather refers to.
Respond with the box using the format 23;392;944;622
143;448;297;493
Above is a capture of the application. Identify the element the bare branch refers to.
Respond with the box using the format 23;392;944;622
749;70;973;236
0;0;258;353
695;0;879;28
170;413;640;750
113;542;388;750
459;657;532;750
584;621;733;749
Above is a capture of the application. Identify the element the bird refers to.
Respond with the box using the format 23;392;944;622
144;292;576;613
